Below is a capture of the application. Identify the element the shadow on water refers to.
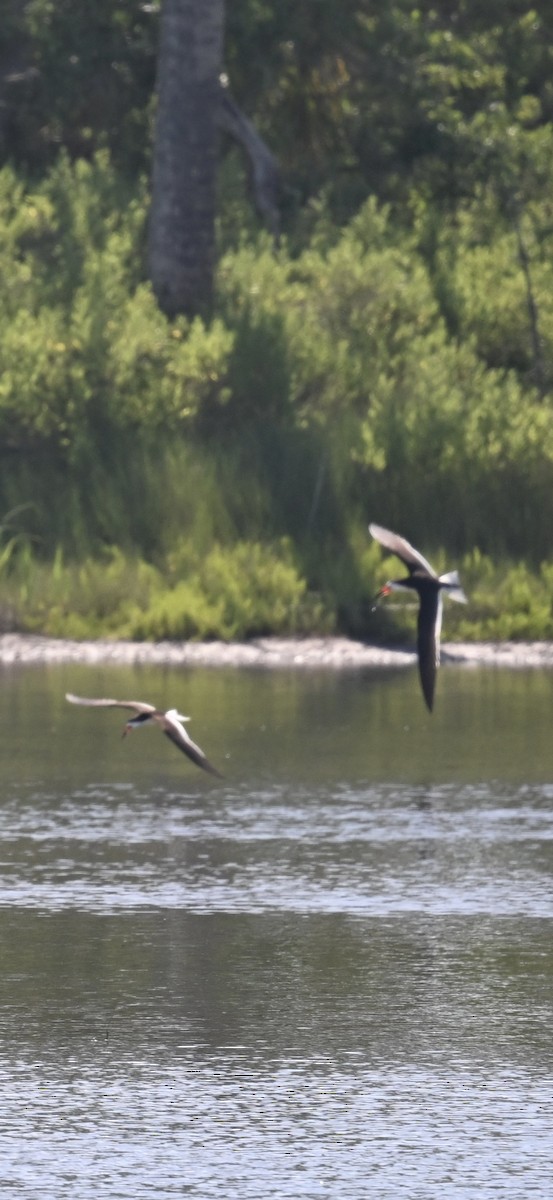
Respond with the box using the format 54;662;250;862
1;660;553;1196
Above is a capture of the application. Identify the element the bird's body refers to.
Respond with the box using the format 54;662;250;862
369;523;467;712
65;693;222;777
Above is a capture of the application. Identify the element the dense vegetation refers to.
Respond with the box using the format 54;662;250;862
2;1;553;640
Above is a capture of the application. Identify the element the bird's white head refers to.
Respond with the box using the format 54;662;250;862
122;712;152;737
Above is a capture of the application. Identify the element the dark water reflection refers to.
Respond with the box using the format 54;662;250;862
1;661;553;1197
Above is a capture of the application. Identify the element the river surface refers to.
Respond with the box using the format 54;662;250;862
1;659;553;1197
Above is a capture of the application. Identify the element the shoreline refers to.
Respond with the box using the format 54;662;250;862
1;632;553;669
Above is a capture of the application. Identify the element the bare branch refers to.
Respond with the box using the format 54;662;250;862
217;84;281;243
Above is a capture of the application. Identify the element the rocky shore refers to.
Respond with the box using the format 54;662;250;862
1;633;553;669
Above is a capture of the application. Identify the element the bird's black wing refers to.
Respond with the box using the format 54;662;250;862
163;719;223;778
416;591;442;712
369;524;437;578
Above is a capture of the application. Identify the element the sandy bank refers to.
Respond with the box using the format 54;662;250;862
1;633;553;669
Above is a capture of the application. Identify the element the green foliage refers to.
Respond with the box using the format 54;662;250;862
4;7;553;644
0;539;329;642
415;144;553;385
5;0;553;227
128;539;328;642
4;152;553;638
3;0;158;172
453;553;553;641
0;546;161;639
0;155;233;461
5;531;553;644
224;0;553;222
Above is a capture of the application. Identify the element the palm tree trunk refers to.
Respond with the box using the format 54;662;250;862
148;0;224;318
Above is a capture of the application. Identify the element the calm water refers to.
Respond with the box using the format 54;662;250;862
1;660;553;1197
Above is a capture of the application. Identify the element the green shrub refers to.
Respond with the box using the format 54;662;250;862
3;158;553;640
129;540;330;642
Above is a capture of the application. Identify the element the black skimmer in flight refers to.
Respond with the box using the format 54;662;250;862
369;524;467;712
66;693;222;776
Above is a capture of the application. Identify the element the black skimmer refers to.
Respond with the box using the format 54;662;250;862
369;523;467;712
65;693;222;776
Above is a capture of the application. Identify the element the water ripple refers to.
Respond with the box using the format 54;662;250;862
1;780;552;916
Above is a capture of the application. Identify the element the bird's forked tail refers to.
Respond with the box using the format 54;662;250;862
439;570;467;603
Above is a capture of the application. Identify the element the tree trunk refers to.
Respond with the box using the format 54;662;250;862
148;0;224;318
